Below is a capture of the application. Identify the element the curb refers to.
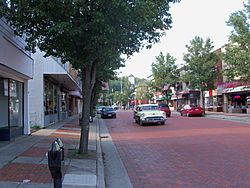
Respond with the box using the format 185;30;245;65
96;118;106;188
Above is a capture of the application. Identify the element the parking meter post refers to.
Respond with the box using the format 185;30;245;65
56;138;64;161
53;178;62;188
48;141;63;188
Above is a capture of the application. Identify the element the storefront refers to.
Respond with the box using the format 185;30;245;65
223;85;250;114
0;78;24;140
204;89;223;112
28;49;82;128
44;78;60;126
182;90;200;106
171;92;183;111
0;19;33;141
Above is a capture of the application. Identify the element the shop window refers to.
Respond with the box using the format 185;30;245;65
0;78;8;129
208;96;213;107
9;80;23;128
53;86;58;113
44;80;58;115
61;92;67;112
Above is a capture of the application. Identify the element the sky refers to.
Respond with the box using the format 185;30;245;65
119;0;246;79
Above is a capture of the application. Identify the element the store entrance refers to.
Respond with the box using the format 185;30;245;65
231;93;247;113
0;78;24;141
0;78;9;140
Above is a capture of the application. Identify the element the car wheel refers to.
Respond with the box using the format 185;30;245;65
161;122;165;125
139;120;143;126
180;113;183;116
135;117;138;123
168;114;170;117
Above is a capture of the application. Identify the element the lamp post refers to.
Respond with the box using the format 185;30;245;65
175;83;179;111
120;77;123;93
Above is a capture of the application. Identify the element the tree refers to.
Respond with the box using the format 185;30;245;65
1;0;179;153
222;0;250;83
151;52;179;103
107;76;135;108
183;36;218;108
135;79;154;104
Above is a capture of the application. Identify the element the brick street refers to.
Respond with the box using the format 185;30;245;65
104;110;250;188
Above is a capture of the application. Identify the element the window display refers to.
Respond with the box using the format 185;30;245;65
44;80;58;115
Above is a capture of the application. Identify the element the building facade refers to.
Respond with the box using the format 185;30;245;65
29;49;82;128
204;47;250;114
0;19;33;141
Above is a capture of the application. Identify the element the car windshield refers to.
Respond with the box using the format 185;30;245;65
97;106;105;109
104;107;114;112
141;106;158;111
158;104;169;108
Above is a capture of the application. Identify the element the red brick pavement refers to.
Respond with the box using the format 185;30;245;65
20;146;48;158
105;110;250;188
0;118;80;184
0;163;52;183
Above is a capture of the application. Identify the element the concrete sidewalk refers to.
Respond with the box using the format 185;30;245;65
204;111;250;124
173;110;250;124
0;115;105;188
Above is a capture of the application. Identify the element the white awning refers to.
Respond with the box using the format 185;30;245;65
69;90;82;98
222;85;250;93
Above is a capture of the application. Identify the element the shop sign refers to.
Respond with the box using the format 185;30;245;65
219;81;248;89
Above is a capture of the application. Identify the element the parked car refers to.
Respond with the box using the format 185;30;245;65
112;104;118;110
158;103;171;117
101;106;116;119
96;106;106;114
180;104;204;117
133;104;167;126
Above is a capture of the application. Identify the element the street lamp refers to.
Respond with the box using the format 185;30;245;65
120;77;123;94
175;82;179;111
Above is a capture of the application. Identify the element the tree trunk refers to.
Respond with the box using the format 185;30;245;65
200;89;206;115
79;61;97;154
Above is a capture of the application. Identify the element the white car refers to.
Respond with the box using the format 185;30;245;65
133;104;167;126
96;106;106;114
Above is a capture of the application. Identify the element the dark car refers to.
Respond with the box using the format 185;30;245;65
158;103;171;117
101;106;116;119
180;104;204;117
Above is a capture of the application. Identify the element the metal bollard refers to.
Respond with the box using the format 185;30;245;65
48;140;63;188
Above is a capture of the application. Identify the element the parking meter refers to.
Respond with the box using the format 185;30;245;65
48;140;63;188
55;138;64;161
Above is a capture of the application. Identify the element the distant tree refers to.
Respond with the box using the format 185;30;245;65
1;0;179;153
222;0;250;82
135;79;154;104
151;52;179;102
183;36;219;108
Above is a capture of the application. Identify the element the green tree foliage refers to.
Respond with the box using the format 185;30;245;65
151;52;179;94
106;76;135;108
222;0;250;82
183;36;218;107
1;0;179;153
151;52;179;104
135;79;154;103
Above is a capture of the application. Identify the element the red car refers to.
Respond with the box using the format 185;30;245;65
158;103;171;117
180;104;204;117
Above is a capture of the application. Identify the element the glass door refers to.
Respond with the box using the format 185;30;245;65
9;80;24;138
0;78;9;141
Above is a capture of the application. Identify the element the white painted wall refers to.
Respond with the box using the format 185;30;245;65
0;20;33;79
0;19;33;135
29;50;45;127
